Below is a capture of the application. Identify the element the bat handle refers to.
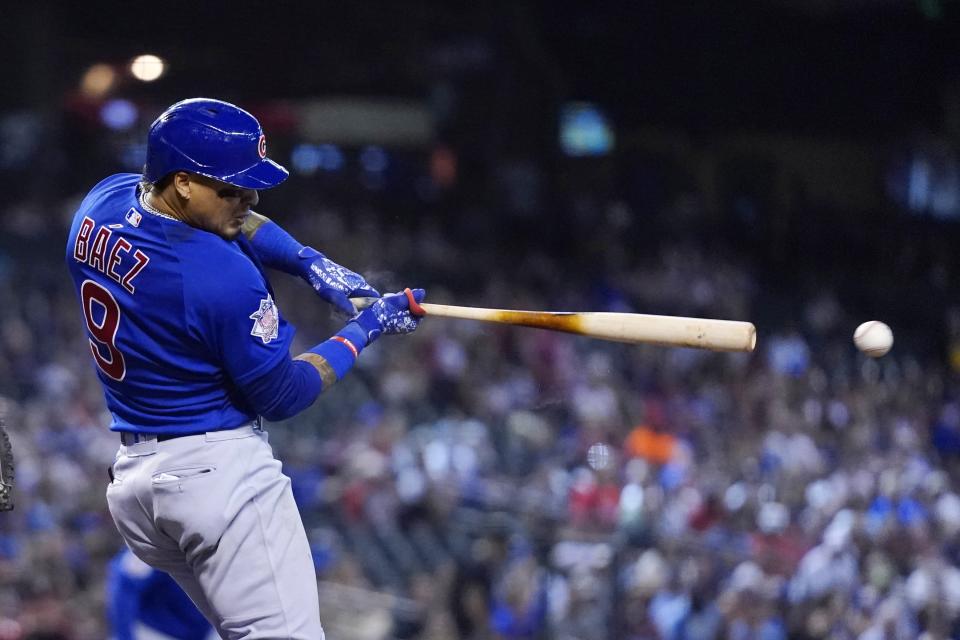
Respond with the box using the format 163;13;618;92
349;290;426;317
350;296;377;311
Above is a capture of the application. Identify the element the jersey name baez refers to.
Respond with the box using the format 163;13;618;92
65;173;294;434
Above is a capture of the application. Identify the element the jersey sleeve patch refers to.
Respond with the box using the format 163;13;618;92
249;295;280;344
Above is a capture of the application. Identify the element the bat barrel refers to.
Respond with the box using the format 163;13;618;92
578;313;756;351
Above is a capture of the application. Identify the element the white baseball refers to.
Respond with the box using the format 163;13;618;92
586;442;612;470
853;321;893;358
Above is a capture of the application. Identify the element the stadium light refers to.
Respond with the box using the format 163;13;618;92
130;55;166;82
80;63;116;98
100;99;138;131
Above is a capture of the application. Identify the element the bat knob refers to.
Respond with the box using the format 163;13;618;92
404;288;426;317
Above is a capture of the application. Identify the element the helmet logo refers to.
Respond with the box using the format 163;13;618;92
258;134;267;159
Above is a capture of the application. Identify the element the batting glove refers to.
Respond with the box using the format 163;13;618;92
297;247;381;316
349;288;426;344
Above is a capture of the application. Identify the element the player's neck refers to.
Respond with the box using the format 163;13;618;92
144;189;187;223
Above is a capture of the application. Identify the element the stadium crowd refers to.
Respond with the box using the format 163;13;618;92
0;161;959;640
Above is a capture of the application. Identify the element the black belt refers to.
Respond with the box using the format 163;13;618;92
119;431;193;445
120;422;262;446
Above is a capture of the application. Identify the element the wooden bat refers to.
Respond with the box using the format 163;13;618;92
353;290;756;352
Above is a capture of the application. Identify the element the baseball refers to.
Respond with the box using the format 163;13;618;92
853;321;893;357
587;442;613;470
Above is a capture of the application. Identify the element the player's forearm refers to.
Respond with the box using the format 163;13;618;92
241;212;304;275
245;324;371;422
243;213;380;316
240;211;272;241
292;323;369;391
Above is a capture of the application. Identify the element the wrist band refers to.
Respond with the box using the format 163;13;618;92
331;335;359;359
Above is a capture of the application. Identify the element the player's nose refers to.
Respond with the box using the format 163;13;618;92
241;189;259;207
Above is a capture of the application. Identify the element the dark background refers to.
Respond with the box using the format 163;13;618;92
3;1;958;132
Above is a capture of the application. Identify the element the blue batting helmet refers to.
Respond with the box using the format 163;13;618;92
143;98;289;189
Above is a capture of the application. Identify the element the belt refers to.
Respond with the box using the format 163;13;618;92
119;421;263;446
119;431;193;445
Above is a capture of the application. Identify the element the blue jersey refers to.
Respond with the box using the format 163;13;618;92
106;548;212;640
65;174;296;434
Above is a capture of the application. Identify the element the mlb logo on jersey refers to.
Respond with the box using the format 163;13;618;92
125;208;142;227
249;296;279;344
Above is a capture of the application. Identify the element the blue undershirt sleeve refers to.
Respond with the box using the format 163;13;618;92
245;218;304;275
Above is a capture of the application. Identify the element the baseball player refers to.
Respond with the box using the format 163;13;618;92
65;98;425;639
107;547;215;640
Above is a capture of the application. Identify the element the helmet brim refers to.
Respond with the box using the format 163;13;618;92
218;158;289;190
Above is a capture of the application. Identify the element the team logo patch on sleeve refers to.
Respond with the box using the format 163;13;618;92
249;296;280;344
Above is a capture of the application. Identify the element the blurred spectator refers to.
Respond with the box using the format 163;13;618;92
3;87;960;639
105;549;214;640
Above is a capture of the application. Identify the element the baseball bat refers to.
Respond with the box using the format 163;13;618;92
353;291;756;352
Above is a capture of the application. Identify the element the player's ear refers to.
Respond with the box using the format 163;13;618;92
173;172;192;200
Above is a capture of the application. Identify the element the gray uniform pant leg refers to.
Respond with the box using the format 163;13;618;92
131;623;220;640
106;428;325;640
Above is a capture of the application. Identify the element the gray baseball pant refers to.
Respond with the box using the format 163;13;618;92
106;425;325;639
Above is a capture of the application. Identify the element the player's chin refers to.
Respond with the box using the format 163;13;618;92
220;220;244;240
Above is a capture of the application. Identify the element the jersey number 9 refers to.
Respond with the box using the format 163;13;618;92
81;280;126;381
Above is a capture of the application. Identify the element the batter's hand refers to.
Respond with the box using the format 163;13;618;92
352;288;426;342
297;247;380;316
